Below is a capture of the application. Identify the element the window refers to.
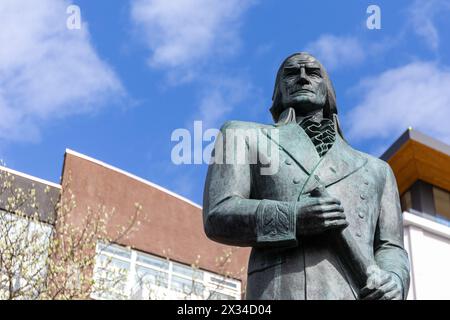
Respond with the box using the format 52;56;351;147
93;252;130;300
400;190;412;212
0;210;53;299
433;187;450;220
92;242;241;300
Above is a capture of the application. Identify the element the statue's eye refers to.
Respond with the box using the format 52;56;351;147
286;74;297;80
284;67;298;77
284;74;297;80
309;70;322;78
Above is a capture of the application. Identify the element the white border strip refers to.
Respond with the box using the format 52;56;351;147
65;149;202;209
403;211;450;239
0;165;61;189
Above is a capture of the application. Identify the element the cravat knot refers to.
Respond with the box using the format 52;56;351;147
299;116;336;157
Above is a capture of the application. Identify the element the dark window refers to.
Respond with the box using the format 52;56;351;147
432;187;450;220
400;191;412;212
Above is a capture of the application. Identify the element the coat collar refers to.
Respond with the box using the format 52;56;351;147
272;122;320;175
302;132;368;194
263;123;368;193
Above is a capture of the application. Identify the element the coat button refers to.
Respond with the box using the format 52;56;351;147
358;212;365;219
360;194;366;200
293;178;301;184
285;159;292;165
356;232;362;238
364;181;369;185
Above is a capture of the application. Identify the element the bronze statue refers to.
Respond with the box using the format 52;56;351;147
203;52;410;300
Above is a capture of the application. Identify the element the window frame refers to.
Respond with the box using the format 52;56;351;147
92;242;241;300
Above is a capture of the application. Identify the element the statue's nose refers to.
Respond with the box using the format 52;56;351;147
299;67;309;85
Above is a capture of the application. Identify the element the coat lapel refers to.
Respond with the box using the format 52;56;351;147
262;123;367;195
302;135;368;194
263;123;320;175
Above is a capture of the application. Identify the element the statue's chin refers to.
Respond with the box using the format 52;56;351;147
291;102;324;116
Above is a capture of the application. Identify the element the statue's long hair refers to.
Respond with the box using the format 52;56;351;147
269;52;344;139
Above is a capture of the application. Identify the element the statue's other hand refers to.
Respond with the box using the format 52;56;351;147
360;267;403;300
296;195;348;236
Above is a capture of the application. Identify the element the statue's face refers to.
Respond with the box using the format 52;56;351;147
278;54;327;115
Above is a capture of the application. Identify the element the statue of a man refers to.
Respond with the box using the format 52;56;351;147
203;52;410;300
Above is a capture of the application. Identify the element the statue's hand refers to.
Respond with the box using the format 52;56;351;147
296;193;348;236
360;266;403;300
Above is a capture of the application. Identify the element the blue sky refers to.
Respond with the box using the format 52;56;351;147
1;0;450;205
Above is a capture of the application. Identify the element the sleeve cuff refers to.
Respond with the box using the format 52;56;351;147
256;200;297;247
388;271;406;300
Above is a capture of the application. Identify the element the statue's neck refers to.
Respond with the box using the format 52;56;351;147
296;109;324;124
277;108;327;125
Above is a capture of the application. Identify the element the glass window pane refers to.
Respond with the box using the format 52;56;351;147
171;275;191;294
98;243;131;259
97;255;130;272
169;276;204;297
135;265;168;288
400;191;412;212
93;255;130;300
0;212;52;299
172;262;203;280
137;253;169;270
210;276;237;289
208;291;236;300
193;282;205;297
433;187;450;220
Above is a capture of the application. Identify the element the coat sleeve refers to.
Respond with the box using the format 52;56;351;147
374;163;411;299
202;122;298;248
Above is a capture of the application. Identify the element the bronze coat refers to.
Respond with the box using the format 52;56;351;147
203;120;410;300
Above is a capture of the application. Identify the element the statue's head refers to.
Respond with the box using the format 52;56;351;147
270;52;337;122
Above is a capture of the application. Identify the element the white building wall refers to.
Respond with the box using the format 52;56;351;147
403;211;450;300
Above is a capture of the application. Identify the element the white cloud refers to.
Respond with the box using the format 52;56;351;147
304;34;366;71
344;62;450;149
0;0;123;141
130;0;254;74
304;0;450;72
195;76;257;129
130;0;259;132
408;0;450;51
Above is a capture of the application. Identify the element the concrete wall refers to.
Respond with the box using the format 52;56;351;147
403;211;450;300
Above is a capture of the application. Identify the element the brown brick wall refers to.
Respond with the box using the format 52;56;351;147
61;152;250;287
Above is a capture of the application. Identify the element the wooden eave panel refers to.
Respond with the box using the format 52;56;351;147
387;141;419;195
412;141;450;192
387;139;450;195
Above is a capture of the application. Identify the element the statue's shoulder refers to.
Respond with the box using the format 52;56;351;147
353;148;392;176
220;120;272;132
